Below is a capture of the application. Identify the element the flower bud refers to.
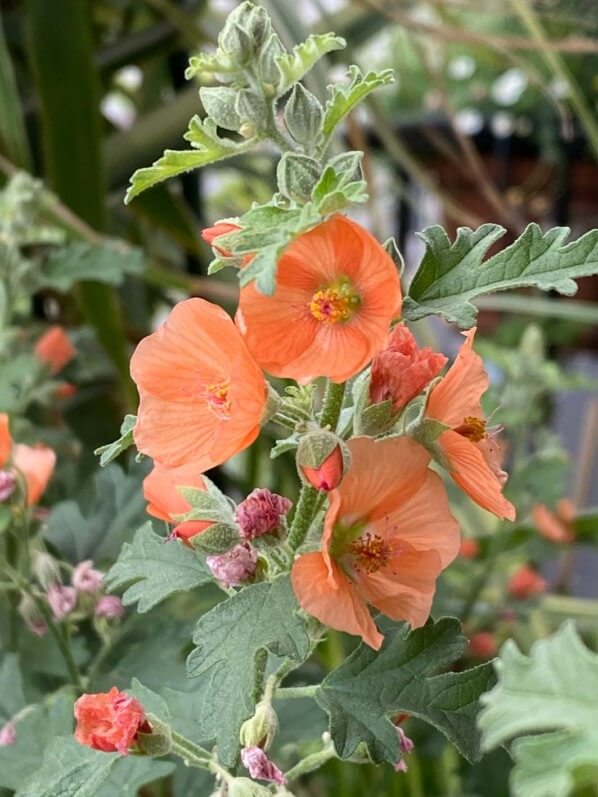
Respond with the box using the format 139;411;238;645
95;595;125;619
508;565;547;599
18;594;47;637
284;84;323;146
235;489;292;541
219;21;253;65
241;746;287;786
74;688;148;755
240;699;279;750
34;326;75;374
32;551;61;590
469;631;497;659
0;721;16;747
459;539;480;559
393;725;414;773
207;543;257;587
46;584;77;620
239;121;258;139
0;470;16;502
72;560;104;593
297;431;349;492
201;221;240;257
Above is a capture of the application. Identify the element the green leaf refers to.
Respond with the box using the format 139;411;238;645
275;33;346;95
0;355;40;414
39;243;144;293
186;575;310;766
15;737;117;797
321;66;394;141
0;17;31;170
316;617;494;765
44;463;149;565
0;654;26;723
104;523;212;612
404;223;598;328
94;415;137;467
97;758;175;797
479;622;598;797
125;116;255;203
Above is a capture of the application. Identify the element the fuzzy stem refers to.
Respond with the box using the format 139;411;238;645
170;730;212;769
284;745;336;782
275;685;318;699
319;380;346;432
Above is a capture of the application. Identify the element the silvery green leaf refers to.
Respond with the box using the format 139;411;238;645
277;153;321;203
275;33;346;96
199;87;241;131
321;66;394;142
270;433;300;459
40;242;144;292
258;32;286;86
190;523;241;555
94;414;136;467
383;236;405;276
235;89;267;126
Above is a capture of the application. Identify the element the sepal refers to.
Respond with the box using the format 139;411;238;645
136;714;172;757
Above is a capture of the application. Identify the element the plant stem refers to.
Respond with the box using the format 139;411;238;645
284;745;336;781
275;685;318;699
170;730;212;769
33;596;83;690
319;380;345;432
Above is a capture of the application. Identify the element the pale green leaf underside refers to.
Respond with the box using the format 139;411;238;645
317;618;494;766
94;414;136;467
125;117;255;203
186;575;309;767
40;242;144;292
479;622;598;797
405;223;598;328
275;33;346;95
105;523;211;612
322;66;395;141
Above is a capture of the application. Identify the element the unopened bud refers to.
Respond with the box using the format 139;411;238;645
18;594;47;637
240;699;279;750
72;560;104;593
32;551;61;590
0;721;16;747
297;431;349;492
393;725;414;774
508;565;547;599
235;489;292;541
241;746;287;786
0;470;16;502
207;543;257;587
95;595;125;619
468;631;497;659
46;584;77;620
239;121;257;139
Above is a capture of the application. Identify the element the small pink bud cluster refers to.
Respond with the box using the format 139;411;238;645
235;489;292;540
0;721;16;747
241;746;287;786
207;544;258;588
47;584;78;620
95;595;125;619
0;470;16;502
72;560;104;593
393;726;415;774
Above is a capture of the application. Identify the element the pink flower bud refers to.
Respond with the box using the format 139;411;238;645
0;721;16;747
72;560;104;593
371;324;447;413
301;445;344;492
241;746;287;786
0;470;16;502
95;595;125;619
18;594;47;637
235;489;292;540
508;565;547;599
206;543;257;587
393;726;414;773
47;584;77;620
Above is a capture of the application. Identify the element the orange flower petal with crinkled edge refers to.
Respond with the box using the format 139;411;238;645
291;551;383;650
131;298;266;470
0;414;11;467
426;328;486;428
13;443;56;505
237;215;402;384
143;461;206;521
35;326;75;374
439;430;516;520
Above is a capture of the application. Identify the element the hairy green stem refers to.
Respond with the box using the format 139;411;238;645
319;380;346;432
275;684;318;699
34;595;83;690
284;744;336;781
170;730;212;769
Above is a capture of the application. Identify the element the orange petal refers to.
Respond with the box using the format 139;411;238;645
426;328;487;427
143;462;205;521
439;430;516;520
332;436;430;527
291;551;383;649
35;326;75;374
532;503;574;543
0;414;11;468
372;471;460;568
13;444;56;505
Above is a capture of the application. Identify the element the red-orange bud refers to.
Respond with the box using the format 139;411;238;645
469;631;497;659
201;221;240;257
35;326;75;375
74;688;147;755
459;538;480;559
508;565;547;600
301;445;344;492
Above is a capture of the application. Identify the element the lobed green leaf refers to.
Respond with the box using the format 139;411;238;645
39;242;144;293
275;33;346;96
321;66;395;142
94;414;137;467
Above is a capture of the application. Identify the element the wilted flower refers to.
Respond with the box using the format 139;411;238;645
74;688;147;755
72;560;104;593
32;551;61;590
241;746;287;785
393;726;414;773
0;721;16;747
207;543;257;587
0;470;16;502
95;595;125;619
235;488;292;540
46;584;77;620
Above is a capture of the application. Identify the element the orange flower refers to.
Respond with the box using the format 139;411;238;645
131;298;267;472
425;329;515;521
143;461;212;543
0;413;55;505
201;221;240;257
532;499;575;543
236;215;402;383
74;688;147;755
291;436;460;650
370;324;447;413
35;326;75;374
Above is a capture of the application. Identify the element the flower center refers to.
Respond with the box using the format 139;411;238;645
454;415;486;442
204;380;231;419
310;280;361;324
348;532;391;574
